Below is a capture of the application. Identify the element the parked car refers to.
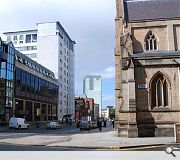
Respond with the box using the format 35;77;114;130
80;120;97;130
91;121;97;129
80;120;90;130
46;121;61;129
9;117;30;129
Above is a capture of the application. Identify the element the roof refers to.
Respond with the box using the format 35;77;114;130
124;0;180;21
84;75;102;79
3;30;37;35
131;51;180;58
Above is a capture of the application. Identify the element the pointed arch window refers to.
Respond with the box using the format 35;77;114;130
145;31;158;51
150;73;170;109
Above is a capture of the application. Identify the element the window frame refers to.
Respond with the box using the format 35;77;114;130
149;72;171;110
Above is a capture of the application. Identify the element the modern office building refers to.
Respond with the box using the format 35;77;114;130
3;21;75;120
83;75;102;116
0;36;58;123
115;0;180;137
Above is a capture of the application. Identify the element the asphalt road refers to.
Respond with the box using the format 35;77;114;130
0;124;116;151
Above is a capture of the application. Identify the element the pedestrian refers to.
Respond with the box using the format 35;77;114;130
112;119;114;128
98;121;102;131
66;118;68;125
35;117;39;128
104;120;106;128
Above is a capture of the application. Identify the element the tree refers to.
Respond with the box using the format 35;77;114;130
109;108;115;119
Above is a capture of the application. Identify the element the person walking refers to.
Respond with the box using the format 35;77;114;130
98;121;102;131
104;120;107;128
112;119;115;128
99;121;102;131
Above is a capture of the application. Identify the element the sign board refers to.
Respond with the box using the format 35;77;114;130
174;123;180;143
138;83;148;89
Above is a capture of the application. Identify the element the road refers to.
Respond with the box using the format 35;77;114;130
0;123;115;151
0;123;177;151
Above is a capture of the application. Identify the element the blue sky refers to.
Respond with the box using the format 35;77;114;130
0;0;115;108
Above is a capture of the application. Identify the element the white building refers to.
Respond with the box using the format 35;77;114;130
83;75;102;116
101;109;108;119
4;21;75;120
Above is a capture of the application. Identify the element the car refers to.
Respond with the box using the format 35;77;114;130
91;121;97;129
9;117;30;129
46;121;61;130
80;120;89;130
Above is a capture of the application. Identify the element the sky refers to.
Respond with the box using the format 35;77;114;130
0;0;115;108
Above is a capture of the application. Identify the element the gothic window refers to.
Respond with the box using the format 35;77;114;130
145;31;158;51
150;73;170;109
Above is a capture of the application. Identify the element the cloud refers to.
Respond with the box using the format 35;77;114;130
92;66;115;79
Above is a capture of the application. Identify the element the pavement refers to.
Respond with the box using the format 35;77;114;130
0;125;178;150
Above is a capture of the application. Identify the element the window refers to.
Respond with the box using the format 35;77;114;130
32;34;37;42
150;72;170;109
19;35;24;44
26;35;31;43
13;36;17;44
145;31;158;51
13;36;17;41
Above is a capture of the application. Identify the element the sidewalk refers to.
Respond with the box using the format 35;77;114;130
0;128;177;149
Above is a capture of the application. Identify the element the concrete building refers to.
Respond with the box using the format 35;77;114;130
101;106;114;119
106;106;114;119
101;109;108;119
83;75;102;117
0;36;58;123
3;21;75;120
115;0;180;137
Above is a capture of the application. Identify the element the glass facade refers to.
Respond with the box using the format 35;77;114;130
0;37;58;123
15;68;58;103
0;40;15;122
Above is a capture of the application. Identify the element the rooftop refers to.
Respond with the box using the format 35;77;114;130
124;0;180;21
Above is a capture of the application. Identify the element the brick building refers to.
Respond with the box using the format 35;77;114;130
75;97;94;123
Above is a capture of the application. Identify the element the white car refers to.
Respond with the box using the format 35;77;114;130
9;117;30;129
46;121;61;129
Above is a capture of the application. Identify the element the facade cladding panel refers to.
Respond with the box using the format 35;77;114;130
124;0;180;21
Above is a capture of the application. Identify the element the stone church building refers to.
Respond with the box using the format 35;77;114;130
115;0;180;137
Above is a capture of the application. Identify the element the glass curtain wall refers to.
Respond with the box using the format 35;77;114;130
0;40;15;122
